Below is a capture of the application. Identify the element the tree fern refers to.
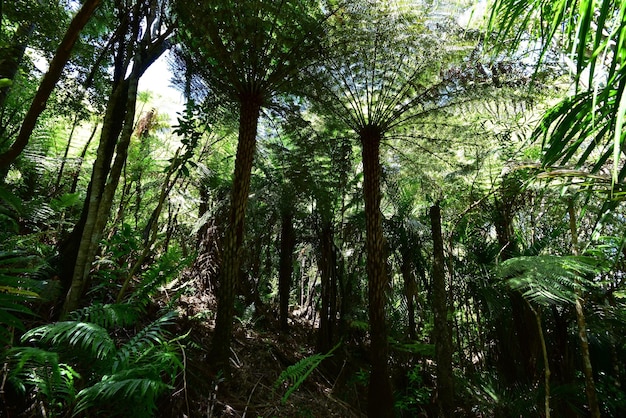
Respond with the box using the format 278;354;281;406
273;342;340;404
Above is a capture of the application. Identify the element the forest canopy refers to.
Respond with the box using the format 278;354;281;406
1;0;625;417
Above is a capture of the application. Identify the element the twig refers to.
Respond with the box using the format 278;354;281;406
242;377;262;418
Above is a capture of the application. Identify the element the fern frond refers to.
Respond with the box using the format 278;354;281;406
22;321;115;362
497;255;604;306
69;303;142;329
73;366;171;417
135;341;185;382
129;248;191;307
6;346;79;404
112;311;177;373
273;342;340;404
0;184;22;234
0;251;49;345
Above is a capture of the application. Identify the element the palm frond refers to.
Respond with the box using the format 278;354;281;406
489;0;626;183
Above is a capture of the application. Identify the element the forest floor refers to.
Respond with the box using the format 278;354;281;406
159;279;369;418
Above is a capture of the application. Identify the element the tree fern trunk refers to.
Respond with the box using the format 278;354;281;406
360;125;393;418
210;93;261;374
279;210;295;332
430;203;455;417
317;220;335;352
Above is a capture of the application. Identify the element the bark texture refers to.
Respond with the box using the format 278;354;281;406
360;125;393;418
317;220;338;353
430;203;455;417
210;93;262;374
278;210;295;332
59;3;171;316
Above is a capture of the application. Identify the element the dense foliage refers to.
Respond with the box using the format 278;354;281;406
1;0;626;417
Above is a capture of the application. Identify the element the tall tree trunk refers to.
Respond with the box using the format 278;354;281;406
58;79;130;306
210;93;262;374
61;75;139;316
527;302;551;418
278;210;295;332
568;199;601;418
0;0;101;169
430;203;455;417
58;15;170;315
317;220;336;352
359;125;393;418
493;176;540;385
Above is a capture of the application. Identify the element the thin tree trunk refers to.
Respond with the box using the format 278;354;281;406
401;251;418;340
278;210;295;332
210;94;262;374
55;113;81;193
70;119;98;194
117;149;183;302
430;203;455;417
528;302;550;418
317;220;335;352
568;199;601;418
0;22;35;110
0;0;101;169
360;126;393;418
